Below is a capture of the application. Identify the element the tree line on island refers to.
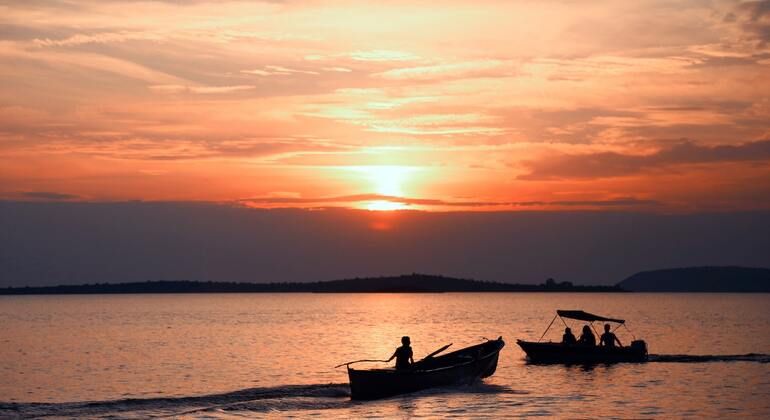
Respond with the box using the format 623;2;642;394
1;274;619;294
1;266;767;294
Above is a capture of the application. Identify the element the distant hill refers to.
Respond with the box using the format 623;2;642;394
618;266;770;292
0;274;623;294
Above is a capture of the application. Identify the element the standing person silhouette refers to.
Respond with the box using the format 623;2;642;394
387;336;414;370
600;324;622;347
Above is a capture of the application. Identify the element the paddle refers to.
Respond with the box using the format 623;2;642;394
409;343;452;369
418;343;453;362
334;359;388;369
334;343;452;369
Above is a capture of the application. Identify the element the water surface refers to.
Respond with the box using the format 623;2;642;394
1;293;768;418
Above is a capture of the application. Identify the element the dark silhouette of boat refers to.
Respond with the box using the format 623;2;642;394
517;310;648;364
344;337;505;400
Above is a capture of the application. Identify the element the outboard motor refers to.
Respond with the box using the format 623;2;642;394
631;340;648;356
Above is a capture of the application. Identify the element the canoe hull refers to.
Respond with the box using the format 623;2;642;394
348;338;504;400
517;339;647;364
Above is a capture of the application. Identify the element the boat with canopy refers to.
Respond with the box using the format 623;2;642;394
517;310;648;364
338;337;505;400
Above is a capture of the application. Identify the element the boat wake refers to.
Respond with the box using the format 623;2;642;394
0;382;521;418
0;383;351;418
649;353;770;363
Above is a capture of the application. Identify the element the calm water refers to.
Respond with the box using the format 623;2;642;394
1;293;769;418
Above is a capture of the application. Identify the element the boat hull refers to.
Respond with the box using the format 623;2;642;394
348;338;504;400
517;339;647;364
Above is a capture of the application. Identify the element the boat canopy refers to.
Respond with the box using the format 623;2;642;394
557;310;624;324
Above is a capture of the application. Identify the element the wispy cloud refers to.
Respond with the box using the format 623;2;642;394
149;84;255;94
239;194;659;209
322;67;352;73
375;60;515;81
347;50;420;62
519;140;770;180
33;31;162;47
241;65;319;76
19;191;79;200
734;0;770;45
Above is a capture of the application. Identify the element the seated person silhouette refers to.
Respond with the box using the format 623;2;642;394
562;327;577;345
387;336;414;370
578;325;596;346
599;324;622;347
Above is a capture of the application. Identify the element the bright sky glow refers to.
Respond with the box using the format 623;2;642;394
1;0;769;211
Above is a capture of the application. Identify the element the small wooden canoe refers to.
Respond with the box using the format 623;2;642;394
347;337;505;400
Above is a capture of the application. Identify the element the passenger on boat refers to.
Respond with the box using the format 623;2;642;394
387;336;414;370
599;324;622;347
578;325;596;346
562;327;577;345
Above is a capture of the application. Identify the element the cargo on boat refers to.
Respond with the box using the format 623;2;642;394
517;310;648;364
344;337;505;400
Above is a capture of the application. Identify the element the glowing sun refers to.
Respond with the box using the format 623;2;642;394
345;165;422;211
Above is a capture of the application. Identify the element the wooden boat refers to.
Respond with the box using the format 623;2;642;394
345;337;505;400
517;310;648;364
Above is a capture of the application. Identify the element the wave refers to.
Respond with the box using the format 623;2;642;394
0;382;520;418
0;383;350;418
649;353;770;363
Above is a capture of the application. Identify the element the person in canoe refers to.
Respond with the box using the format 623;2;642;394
562;327;577;345
387;336;414;370
578;325;596;346
600;324;623;347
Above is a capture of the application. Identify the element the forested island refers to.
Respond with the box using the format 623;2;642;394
617;266;770;292
3;267;767;294
0;274;621;294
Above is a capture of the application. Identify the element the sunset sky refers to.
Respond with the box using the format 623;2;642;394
2;0;770;212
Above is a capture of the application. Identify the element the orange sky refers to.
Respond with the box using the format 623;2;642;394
1;0;769;211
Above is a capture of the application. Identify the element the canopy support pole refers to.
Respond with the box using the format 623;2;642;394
621;322;636;340
538;314;558;343
589;321;600;338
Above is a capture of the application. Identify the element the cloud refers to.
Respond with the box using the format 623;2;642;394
374;60;515;81
239;193;658;209
735;0;770;44
1;46;184;85
149;84;255;94
241;65;319;76
4;134;351;161
33;31;162;47
322;67;352;72
519;139;770;180
130;138;348;161
189;85;255;94
0;23;74;41
19;191;79;200
365;113;505;135
687;53;770;69
347;50;420;62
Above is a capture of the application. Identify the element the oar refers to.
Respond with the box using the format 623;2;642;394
335;343;452;369
334;359;388;369
420;343;452;361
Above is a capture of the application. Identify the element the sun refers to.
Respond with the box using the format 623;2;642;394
365;200;407;211
361;165;419;196
345;165;422;211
